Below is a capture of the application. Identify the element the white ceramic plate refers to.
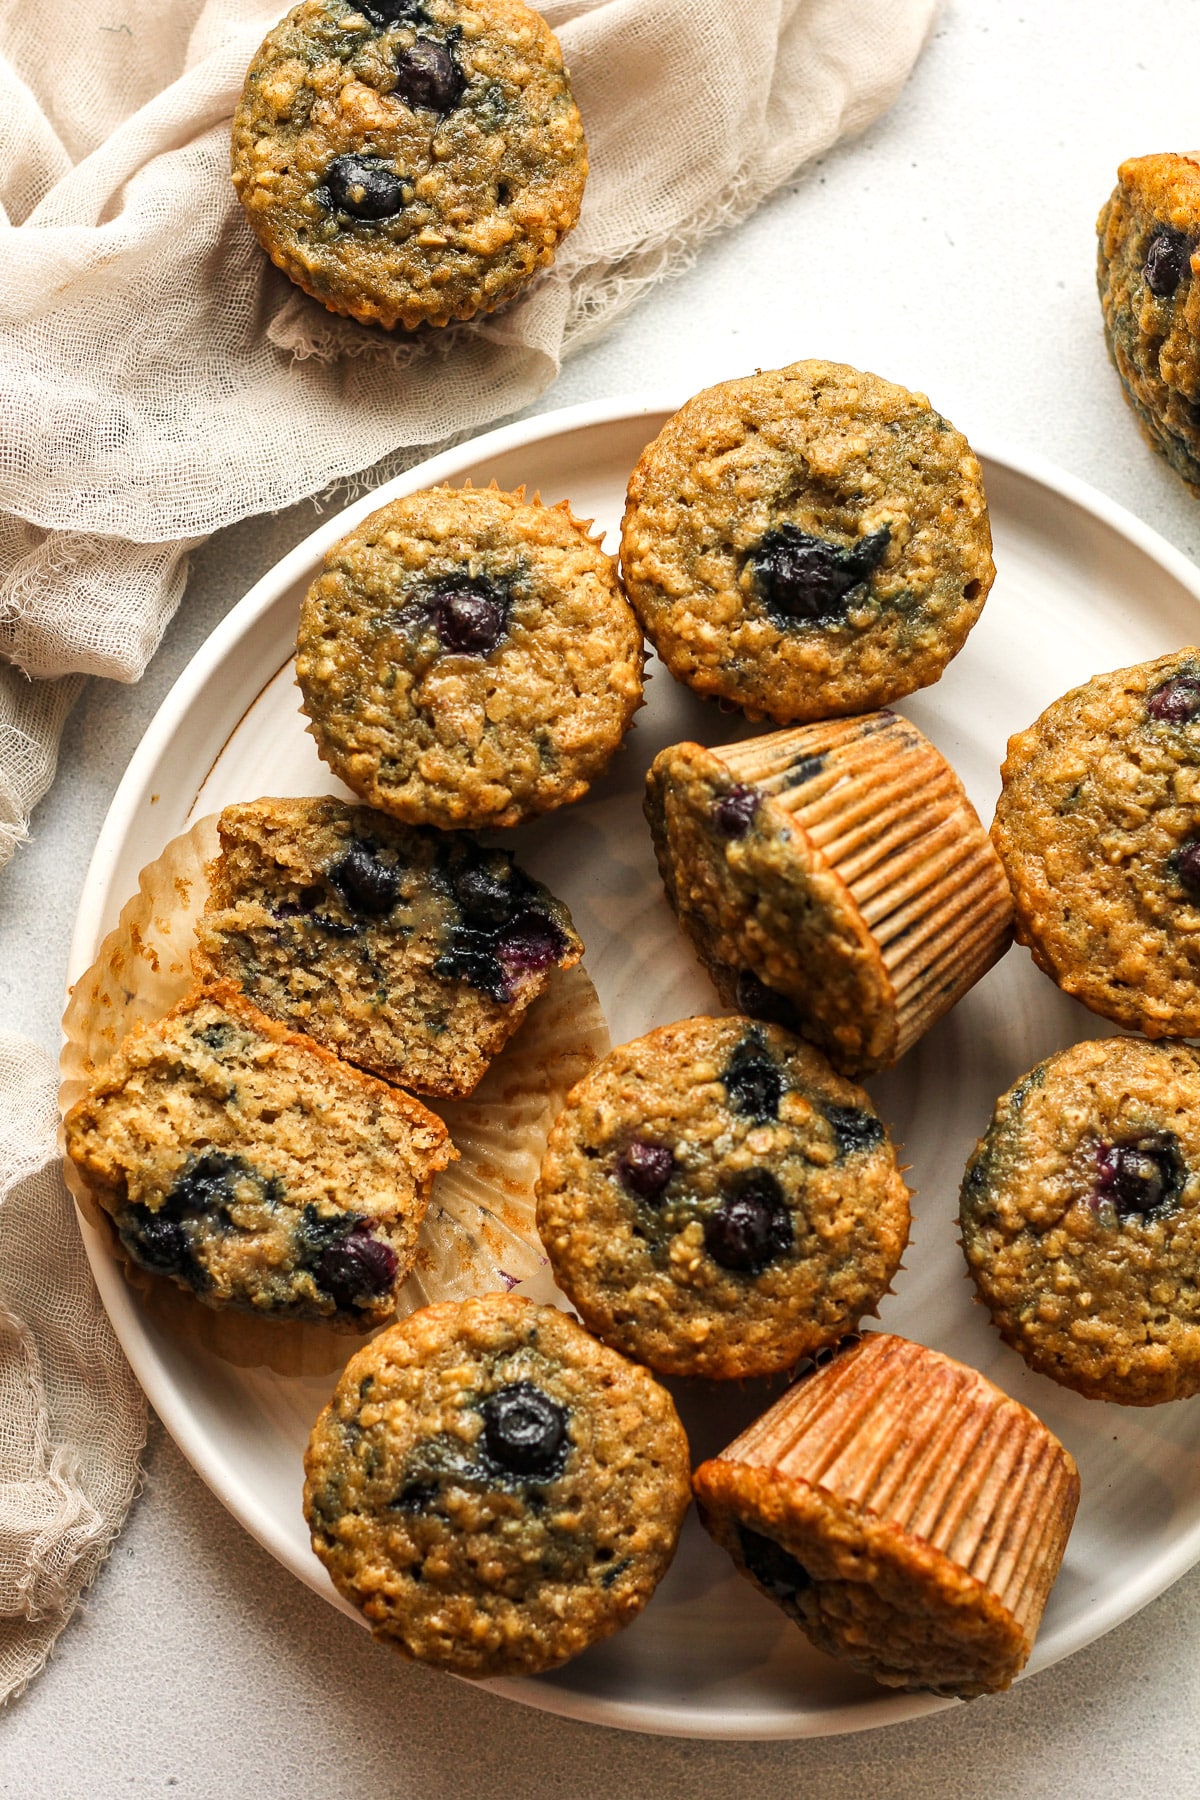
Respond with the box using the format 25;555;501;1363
65;396;1200;1740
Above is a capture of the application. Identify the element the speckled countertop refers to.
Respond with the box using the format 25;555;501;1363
6;2;1200;1793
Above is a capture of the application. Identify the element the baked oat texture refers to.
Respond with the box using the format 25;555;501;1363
961;1035;1200;1405
303;1292;691;1676
63;983;454;1327
694;1332;1079;1698
536;1014;910;1379
1097;153;1200;491
195;794;582;1097
620;360;994;723
296;484;644;829
645;717;1012;1077
993;648;1200;1036
231;0;587;330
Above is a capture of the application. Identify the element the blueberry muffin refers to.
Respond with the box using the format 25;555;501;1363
645;715;1013;1077
961;1035;1200;1405
536;1016;910;1379
303;1292;691;1675
296;485;644;829
993;649;1200;1036
1098;154;1200;491
694;1332;1080;1698
231;0;587;330
63;983;454;1326
195;795;581;1097
621;361;994;723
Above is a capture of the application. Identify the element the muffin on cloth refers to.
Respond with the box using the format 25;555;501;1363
303;1292;691;1676
296;484;644;829
961;1035;1200;1405
693;1332;1079;1698
536;1015;910;1380
231;0;587;330
63;983;454;1328
993;649;1200;1037
1098;154;1200;491
620;360;994;724
195;795;582;1097
645;714;1013;1078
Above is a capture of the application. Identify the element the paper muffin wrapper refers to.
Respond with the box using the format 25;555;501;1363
60;817;609;1374
716;1332;1079;1650
718;713;1013;1062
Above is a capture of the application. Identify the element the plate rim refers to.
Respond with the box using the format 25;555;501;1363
62;392;1200;1740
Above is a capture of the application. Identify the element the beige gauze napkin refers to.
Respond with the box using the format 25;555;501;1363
0;0;938;1700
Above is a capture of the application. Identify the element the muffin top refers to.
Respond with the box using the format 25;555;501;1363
295;484;644;829
196;794;582;1096
620;360;994;723
961;1035;1200;1405
63;984;453;1327
1098;153;1200;492
536;1015;910;1379
231;0;587;330
993;648;1200;1035
303;1292;691;1675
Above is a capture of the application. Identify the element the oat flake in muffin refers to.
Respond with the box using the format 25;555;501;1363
961;1035;1200;1405
536;1015;910;1380
303;1292;691;1676
231;0;587;330
993;648;1200;1036
296;484;644;829
621;360;994;723
1097;153;1200;492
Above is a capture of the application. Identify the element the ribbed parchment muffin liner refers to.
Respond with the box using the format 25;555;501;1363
693;1332;1079;1698
60;815;608;1373
714;712;1013;1067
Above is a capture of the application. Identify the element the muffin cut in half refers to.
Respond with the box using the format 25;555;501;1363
63;982;454;1328
645;714;1013;1077
536;1014;910;1379
303;1292;691;1676
195;795;582;1098
694;1332;1079;1698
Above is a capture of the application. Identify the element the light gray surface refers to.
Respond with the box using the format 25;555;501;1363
4;0;1200;1790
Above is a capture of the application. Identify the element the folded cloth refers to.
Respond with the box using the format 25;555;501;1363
0;0;938;1702
0;0;938;864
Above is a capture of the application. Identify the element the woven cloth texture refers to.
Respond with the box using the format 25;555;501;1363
0;0;936;1701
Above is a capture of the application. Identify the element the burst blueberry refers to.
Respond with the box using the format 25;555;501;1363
329;841;400;916
704;1171;793;1273
1093;1132;1183;1219
322;155;404;221
359;0;426;27
711;783;759;839
1148;673;1200;723
480;1382;569;1478
722;1037;782;1121
749;523;891;627
393;38;465;113
826;1104;885;1158
315;1225;399;1309
496;912;567;981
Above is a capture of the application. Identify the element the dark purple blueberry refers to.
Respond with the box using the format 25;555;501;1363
329;841;399;916
1173;838;1200;897
495;912;567;982
736;1523;812;1611
431;587;507;654
749;523;891;627
390;1479;441;1512
121;1207;194;1278
1148;674;1200;723
453;862;518;926
734;969;797;1027
315;1226;399;1309
1094;1132;1183;1219
480;1382;569;1479
788;752;826;782
393;38;465;112
722;1037;782;1122
322;155;404;221
360;0;425;23
166;1150;244;1218
1144;227;1192;298
704;1171;793;1273
432;938;506;999
825;1104;885;1158
711;783;759;839
615;1140;675;1200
